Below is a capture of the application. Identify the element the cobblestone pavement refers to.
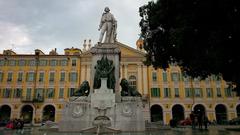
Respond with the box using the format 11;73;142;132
0;126;239;135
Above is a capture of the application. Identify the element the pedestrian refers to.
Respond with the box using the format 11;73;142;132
170;118;177;128
197;112;203;129
12;119;15;129
203;115;209;130
20;118;24;134
6;119;14;129
190;111;195;129
16;119;22;133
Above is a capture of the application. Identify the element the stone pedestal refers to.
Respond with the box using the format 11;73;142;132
90;43;121;102
91;78;115;109
59;78;145;132
115;97;145;131
59;43;145;132
59;97;92;131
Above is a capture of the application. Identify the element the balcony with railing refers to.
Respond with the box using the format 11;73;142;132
21;96;33;102
33;96;44;102
21;95;44;103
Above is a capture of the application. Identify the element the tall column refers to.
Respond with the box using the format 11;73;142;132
124;64;128;79
86;64;91;83
120;63;123;80
143;66;148;95
80;64;86;83
137;64;143;93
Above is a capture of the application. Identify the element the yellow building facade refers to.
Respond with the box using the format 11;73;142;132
0;42;240;125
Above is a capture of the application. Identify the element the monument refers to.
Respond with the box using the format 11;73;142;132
59;7;145;133
98;7;117;43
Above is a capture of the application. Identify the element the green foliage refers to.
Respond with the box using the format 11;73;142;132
139;0;240;95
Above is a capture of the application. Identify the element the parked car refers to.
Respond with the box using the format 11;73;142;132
229;117;240;125
179;118;192;126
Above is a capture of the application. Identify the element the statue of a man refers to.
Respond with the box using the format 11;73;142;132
98;7;117;43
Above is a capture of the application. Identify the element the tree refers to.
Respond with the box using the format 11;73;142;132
139;0;240;95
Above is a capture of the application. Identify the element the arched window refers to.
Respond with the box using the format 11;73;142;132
43;105;55;122
237;104;240;117
150;105;163;122
172;104;185;121
129;75;137;89
215;104;228;124
0;105;11;121
21;105;34;124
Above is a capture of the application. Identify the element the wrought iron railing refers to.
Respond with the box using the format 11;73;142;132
21;96;44;102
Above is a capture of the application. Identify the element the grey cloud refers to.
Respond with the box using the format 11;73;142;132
0;0;149;54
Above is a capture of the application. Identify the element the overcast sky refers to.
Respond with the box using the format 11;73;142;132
0;0;151;54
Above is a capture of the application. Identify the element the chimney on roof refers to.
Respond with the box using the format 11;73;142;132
49;48;58;55
88;39;92;50
83;39;87;52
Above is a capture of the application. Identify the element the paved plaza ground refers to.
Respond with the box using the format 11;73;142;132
0;125;240;135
